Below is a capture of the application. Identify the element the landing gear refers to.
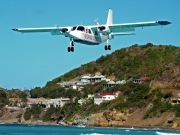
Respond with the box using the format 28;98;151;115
104;45;111;50
104;39;111;50
67;47;74;52
67;40;74;52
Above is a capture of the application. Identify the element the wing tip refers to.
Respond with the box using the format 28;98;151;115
12;28;18;31
157;21;171;25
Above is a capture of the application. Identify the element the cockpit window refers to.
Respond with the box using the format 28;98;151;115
77;26;85;32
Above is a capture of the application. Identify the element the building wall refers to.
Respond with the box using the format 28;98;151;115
94;95;116;105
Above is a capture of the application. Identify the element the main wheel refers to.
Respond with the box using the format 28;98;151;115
71;47;74;52
68;47;71;52
104;45;108;50
108;45;111;50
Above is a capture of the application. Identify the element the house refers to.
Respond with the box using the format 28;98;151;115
134;76;150;83
57;81;86;90
27;98;49;108
94;92;117;105
90;75;106;83
9;98;23;107
103;80;116;89
103;80;126;89
27;97;70;108
81;75;106;84
9;98;23;102
47;98;70;108
81;76;91;84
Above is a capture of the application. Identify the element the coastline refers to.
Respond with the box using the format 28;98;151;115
1;120;180;132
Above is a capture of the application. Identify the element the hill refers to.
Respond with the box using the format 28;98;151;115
1;43;179;128
46;43;179;87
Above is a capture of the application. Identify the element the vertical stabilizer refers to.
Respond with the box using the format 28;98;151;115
106;8;113;25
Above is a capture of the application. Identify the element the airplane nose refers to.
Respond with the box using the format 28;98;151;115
157;21;171;25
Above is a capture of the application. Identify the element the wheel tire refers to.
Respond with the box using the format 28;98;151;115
104;45;108;50
68;47;71;52
108;45;111;50
71;47;74;52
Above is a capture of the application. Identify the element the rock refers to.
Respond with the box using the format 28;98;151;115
172;119;180;128
86;110;131;127
58;121;67;126
71;114;87;125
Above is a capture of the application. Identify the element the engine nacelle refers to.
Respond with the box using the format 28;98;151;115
98;26;110;34
98;26;106;31
61;28;69;33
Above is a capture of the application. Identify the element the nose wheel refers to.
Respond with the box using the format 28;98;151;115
67;40;74;52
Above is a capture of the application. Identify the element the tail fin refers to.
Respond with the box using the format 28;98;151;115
106;8;113;25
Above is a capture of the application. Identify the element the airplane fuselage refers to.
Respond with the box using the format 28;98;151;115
69;26;110;45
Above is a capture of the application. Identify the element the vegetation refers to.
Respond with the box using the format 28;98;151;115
30;85;80;99
24;104;42;120
0;89;7;108
44;43;179;86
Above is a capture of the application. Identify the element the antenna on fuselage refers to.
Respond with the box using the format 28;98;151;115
94;18;100;26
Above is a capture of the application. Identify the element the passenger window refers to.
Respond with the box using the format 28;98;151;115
95;31;98;36
72;26;77;31
88;29;91;34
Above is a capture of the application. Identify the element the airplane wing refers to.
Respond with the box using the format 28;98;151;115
108;21;171;32
12;26;72;35
91;21;171;33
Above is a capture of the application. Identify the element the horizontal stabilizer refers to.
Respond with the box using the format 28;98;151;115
112;32;135;36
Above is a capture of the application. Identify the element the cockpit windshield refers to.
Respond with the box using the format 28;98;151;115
77;26;85;31
72;26;85;32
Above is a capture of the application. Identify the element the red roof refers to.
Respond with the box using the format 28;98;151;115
9;98;22;101
100;92;115;96
139;76;150;81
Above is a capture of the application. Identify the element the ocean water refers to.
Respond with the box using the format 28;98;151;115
0;124;180;135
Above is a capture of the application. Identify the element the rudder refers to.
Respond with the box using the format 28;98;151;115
106;8;113;25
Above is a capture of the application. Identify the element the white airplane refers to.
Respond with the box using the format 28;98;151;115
12;9;171;52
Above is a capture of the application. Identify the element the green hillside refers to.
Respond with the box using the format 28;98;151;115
46;43;180;86
28;43;180;123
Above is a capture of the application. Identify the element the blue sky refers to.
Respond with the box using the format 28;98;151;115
0;0;179;89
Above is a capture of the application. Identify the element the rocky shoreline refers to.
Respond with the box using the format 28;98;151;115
0;107;180;131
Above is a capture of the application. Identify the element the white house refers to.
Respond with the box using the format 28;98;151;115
47;98;70;108
81;76;91;84
103;80;126;89
94;92;117;105
81;75;106;84
27;98;70;108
